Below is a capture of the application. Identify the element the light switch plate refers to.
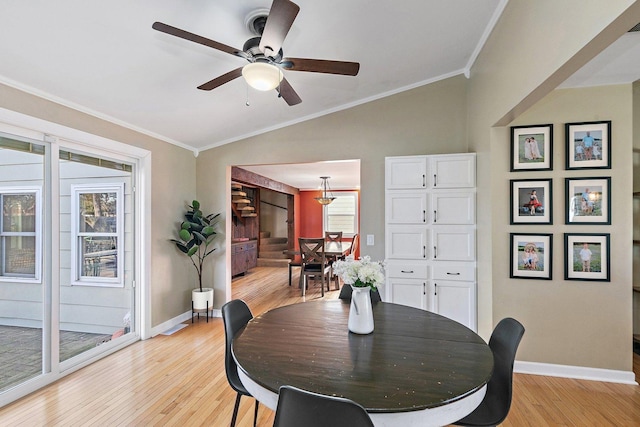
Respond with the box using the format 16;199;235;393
366;234;374;246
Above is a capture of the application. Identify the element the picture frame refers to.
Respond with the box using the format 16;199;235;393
510;233;553;280
510;124;553;171
565;177;611;224
510;179;552;224
564;233;610;281
565;120;611;170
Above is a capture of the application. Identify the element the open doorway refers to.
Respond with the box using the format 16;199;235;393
228;160;360;292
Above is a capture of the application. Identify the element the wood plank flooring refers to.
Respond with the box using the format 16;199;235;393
0;266;639;426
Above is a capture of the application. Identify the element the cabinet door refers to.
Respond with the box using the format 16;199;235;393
431;190;475;224
432;226;475;261
386;191;428;224
433;280;476;331
430;154;476;188
387;278;428;310
386;226;428;259
385;156;428;189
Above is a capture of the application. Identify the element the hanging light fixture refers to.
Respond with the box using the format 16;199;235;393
315;176;336;205
242;62;283;91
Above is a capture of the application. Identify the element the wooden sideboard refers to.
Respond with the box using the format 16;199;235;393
232;240;257;277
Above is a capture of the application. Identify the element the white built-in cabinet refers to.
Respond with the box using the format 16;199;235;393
385;153;477;331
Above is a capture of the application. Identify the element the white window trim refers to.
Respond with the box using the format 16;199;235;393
0;186;42;283
323;191;359;238
70;183;125;287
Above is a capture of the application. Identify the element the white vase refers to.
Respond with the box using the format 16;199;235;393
192;287;214;311
348;285;374;334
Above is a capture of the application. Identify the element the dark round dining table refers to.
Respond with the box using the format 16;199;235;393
232;300;493;426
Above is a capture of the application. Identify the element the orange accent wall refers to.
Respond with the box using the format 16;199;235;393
298;189;360;258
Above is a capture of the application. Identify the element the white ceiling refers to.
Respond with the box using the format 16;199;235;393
1;2;638;190
0;0;505;152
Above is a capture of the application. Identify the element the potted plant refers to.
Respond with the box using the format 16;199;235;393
171;200;220;313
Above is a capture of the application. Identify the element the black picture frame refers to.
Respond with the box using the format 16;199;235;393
510;124;553;171
510;233;553;280
510;178;552;224
565;177;611;225
565;120;611;170
564;233;610;281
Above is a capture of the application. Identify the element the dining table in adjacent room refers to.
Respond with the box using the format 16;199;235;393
232;300;493;427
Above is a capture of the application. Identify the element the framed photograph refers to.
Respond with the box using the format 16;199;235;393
565;177;611;224
510;233;553;280
510;124;553;171
510;179;552;224
565;121;611;169
564;233;610;281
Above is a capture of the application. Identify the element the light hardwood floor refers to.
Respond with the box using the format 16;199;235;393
1;266;639;426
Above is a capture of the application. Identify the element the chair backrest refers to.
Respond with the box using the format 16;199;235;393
325;231;343;242
299;238;326;265
273;385;374;427
350;233;359;257
221;299;254;394
454;317;524;426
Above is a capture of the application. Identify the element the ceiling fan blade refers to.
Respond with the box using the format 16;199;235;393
152;21;246;58
281;58;360;76
197;67;244;91
259;0;300;58
276;77;302;106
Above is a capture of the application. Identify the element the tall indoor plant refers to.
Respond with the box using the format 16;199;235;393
171;200;220;312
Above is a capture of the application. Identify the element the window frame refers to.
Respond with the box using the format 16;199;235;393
0;187;42;283
323;191;359;238
70;183;125;287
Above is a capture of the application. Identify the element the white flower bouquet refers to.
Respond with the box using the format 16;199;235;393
333;255;385;292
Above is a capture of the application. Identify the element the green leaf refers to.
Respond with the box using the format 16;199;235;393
171;241;189;254
202;225;215;236
181;222;191;230
191;200;200;210
179;229;191;241
193;231;206;243
187;246;198;257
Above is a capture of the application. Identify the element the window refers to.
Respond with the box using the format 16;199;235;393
323;192;358;237
0;188;41;281
71;183;124;286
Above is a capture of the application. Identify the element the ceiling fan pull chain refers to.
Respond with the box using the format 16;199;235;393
245;81;250;106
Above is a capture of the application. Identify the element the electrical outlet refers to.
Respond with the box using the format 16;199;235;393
366;234;374;246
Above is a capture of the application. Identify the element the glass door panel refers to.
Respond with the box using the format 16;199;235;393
58;150;134;363
0;137;45;392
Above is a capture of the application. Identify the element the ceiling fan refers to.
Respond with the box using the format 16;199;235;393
152;0;360;106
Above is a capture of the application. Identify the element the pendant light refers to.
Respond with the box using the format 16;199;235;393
315;176;336;205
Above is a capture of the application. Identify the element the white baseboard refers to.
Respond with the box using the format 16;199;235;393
515;360;637;385
150;309;222;337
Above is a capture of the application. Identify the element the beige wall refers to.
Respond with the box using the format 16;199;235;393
196;76;470;307
0;83;198;328
467;0;640;370
499;85;633;370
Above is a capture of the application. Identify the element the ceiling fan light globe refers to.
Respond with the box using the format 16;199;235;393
242;63;283;91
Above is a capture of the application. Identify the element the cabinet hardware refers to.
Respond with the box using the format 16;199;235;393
433;210;437;223
423;210;426;222
401;270;414;274
433;246;437;259
423;246;426;258
446;272;460;275
423;282;426;295
434;283;437;295
433;174;437;187
422;174;426;187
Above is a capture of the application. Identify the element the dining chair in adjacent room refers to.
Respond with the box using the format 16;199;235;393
453;317;525;427
348;233;359;259
272;385;374;427
221;300;259;427
288;256;302;287
299;237;331;297
324;231;343;242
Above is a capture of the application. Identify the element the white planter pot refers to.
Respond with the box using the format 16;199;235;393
192;288;214;311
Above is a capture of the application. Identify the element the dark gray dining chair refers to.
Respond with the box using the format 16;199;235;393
221;299;259;427
338;283;382;303
453;317;525;427
272;385;374;427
